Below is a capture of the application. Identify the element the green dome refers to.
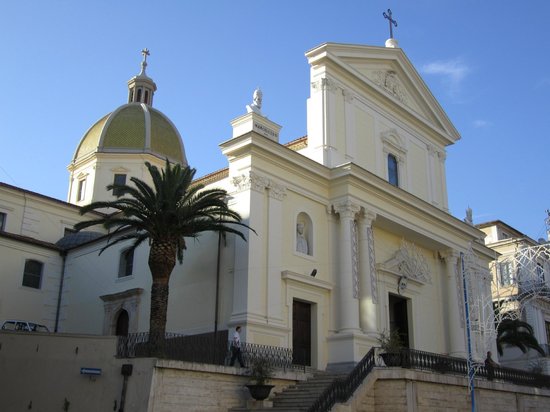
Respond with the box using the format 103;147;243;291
73;103;187;165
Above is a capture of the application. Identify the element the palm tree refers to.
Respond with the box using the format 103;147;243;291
74;159;251;340
496;319;545;356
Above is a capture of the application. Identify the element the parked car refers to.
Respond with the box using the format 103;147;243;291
1;320;50;332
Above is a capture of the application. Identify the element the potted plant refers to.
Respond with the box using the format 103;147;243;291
246;356;275;401
378;329;404;367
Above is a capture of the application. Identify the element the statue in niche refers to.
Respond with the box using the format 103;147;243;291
296;222;309;254
246;88;263;115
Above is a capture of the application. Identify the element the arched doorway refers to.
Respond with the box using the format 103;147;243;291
115;309;129;336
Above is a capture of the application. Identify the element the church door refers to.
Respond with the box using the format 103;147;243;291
292;300;312;366
389;294;409;348
115;309;129;336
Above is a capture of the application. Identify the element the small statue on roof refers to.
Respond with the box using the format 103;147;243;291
246;88;263;115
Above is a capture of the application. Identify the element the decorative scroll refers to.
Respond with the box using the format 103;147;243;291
367;225;378;303
267;181;286;201
231;171;284;196
351;220;359;299
311;77;339;94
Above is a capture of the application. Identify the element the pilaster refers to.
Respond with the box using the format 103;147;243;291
441;249;466;357
358;210;378;336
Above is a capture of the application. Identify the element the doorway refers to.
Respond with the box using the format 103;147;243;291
115;309;129;336
388;294;409;348
292;300;312;366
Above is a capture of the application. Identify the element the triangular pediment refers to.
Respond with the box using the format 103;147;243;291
306;43;460;144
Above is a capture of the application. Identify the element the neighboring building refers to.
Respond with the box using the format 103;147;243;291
477;219;550;372
0;39;495;371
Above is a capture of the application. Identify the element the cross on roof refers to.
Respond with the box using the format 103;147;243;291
141;48;150;63
383;9;397;39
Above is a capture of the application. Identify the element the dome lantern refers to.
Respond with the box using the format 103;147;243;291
127;48;157;106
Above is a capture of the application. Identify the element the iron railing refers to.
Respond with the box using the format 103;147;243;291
307;347;550;412
307;348;376;412
116;331;303;371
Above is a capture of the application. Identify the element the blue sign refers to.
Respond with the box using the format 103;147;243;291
80;367;102;376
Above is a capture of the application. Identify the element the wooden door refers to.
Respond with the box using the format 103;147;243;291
293;300;311;366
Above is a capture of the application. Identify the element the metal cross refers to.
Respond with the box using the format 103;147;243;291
141;48;150;63
383;9;397;39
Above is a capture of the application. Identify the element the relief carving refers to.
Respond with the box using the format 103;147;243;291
372;70;408;104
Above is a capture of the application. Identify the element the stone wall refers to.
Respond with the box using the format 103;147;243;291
148;359;307;412
335;368;550;412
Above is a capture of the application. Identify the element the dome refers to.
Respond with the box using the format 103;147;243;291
73;103;187;165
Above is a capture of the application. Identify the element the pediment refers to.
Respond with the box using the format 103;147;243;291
377;239;432;285
306;43;460;144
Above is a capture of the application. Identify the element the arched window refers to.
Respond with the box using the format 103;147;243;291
388;154;399;187
144;90;149;105
136;88;142;102
115;310;129;336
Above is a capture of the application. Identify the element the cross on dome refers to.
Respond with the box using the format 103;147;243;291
139;48;150;76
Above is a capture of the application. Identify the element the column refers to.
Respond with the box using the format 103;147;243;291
359;210;378;334
442;250;466;356
334;200;361;333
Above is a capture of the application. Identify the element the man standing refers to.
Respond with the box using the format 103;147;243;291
230;325;245;367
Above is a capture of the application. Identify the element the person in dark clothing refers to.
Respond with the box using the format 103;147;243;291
230;326;245;367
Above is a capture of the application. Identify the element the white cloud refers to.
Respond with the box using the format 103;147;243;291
422;58;470;96
473;119;490;128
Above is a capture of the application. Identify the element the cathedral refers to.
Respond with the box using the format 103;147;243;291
0;38;495;371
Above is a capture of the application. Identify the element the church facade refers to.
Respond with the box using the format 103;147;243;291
0;41;495;370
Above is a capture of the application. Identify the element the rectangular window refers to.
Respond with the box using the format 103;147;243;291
499;261;513;286
77;179;86;201
546;321;550;347
22;259;43;289
0;212;6;231
118;248;134;277
113;174;127;197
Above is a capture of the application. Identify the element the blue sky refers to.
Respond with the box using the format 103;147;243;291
1;1;549;241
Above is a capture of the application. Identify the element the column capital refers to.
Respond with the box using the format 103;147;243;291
360;209;377;227
267;181;286;200
333;200;361;219
440;249;460;263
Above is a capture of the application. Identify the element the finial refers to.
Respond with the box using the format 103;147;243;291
139;48;150;76
464;207;473;225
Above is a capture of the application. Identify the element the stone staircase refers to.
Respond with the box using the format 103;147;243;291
243;370;346;412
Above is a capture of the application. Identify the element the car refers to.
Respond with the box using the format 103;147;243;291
1;320;50;332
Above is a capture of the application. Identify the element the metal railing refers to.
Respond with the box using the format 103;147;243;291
116;331;303;371
307;347;550;412
307;348;376;412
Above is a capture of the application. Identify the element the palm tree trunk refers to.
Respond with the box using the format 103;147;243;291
150;279;170;338
148;239;177;352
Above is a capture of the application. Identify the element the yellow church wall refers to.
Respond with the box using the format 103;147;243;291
354;108;376;170
407;140;429;200
372;228;447;354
